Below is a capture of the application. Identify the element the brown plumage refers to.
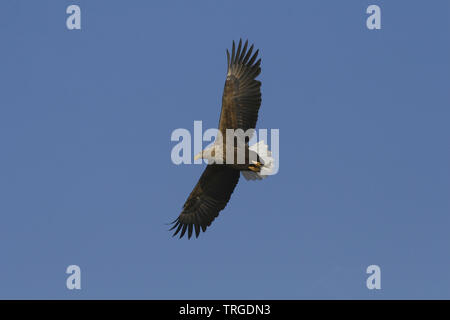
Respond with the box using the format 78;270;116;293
219;39;262;138
170;39;262;239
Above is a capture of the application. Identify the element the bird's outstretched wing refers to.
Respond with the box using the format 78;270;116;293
218;39;262;138
170;165;240;239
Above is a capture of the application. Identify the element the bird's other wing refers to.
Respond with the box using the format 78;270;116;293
170;165;240;239
218;39;262;139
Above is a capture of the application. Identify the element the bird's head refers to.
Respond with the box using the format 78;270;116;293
194;145;220;162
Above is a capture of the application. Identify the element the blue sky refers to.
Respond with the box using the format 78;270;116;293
0;0;449;299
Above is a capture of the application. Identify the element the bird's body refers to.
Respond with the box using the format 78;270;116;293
170;39;274;239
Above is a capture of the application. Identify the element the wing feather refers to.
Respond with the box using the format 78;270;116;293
218;39;262;137
170;165;240;239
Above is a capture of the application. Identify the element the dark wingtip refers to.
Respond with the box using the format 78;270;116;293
179;224;188;239
169;218;203;239
231;40;236;61
171;221;183;237
166;218;178;226
236;39;242;59
168;220;179;231
248;49;259;65
188;224;193;239
195;224;200;238
169;221;205;239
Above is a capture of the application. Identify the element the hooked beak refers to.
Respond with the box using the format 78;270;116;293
194;152;202;161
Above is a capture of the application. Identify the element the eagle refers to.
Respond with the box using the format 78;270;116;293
170;39;274;239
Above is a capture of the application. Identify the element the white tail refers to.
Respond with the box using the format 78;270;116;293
241;140;275;181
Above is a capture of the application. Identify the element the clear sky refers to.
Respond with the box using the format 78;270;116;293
0;0;449;299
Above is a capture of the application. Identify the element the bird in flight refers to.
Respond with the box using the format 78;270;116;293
170;39;274;239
